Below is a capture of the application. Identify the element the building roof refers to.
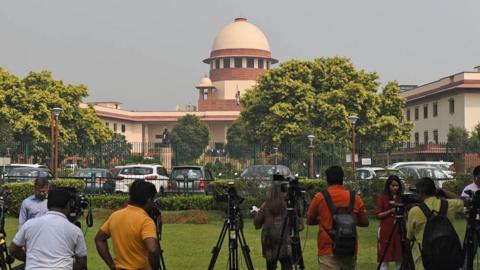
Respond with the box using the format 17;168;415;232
211;18;270;52
196;75;214;89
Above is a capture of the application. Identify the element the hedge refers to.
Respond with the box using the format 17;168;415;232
1;179;85;217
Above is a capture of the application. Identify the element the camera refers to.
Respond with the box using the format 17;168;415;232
63;187;90;224
215;182;244;205
463;190;480;211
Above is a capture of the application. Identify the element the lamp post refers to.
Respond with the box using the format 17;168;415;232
307;135;315;179
273;146;279;167
51;107;62;178
348;115;359;180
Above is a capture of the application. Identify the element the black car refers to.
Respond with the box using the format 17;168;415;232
168;166;214;194
4;167;53;182
73;168;115;194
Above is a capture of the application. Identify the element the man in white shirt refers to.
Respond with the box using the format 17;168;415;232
9;188;87;270
461;165;480;197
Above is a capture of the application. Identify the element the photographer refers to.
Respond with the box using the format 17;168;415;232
9;188;87;270
307;165;369;270
375;175;404;270
18;178;49;228
95;180;160;270
461;165;480;197
253;183;304;270
406;177;464;270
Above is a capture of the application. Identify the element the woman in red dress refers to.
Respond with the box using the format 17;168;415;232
376;175;404;270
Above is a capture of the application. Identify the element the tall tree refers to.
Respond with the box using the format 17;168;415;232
170;114;209;164
0;119;15;156
0;68;112;160
225;119;251;161
240;57;412;151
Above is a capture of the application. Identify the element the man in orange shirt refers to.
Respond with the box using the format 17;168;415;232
307;165;369;270
95;180;160;270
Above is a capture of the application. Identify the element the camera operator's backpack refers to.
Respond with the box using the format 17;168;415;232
321;190;356;256
418;199;463;270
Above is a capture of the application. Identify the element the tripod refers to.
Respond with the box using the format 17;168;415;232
208;195;254;270
150;208;167;270
462;208;480;270
376;205;414;270
273;187;305;270
0;202;14;270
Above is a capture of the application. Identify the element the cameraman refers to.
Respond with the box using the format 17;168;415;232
18;178;49;228
253;183;304;270
95;180;160;270
461;165;480;197
375;175;404;270
406;177;463;270
9;188;87;270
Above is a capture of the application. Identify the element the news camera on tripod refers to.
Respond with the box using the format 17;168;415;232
251;174;305;270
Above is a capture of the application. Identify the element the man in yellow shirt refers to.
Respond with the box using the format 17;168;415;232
95;180;160;270
406;177;463;270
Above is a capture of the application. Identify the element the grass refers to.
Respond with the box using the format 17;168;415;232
1;210;468;270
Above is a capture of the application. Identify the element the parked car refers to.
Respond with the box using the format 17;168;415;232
73;168;114;194
355;167;405;180
168;166;214;194
1;163;49;178
4;167;53;182
387;161;454;178
397;165;451;187
241;165;294;181
115;164;169;193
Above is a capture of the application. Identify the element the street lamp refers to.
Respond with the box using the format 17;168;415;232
273;147;279;166
348;115;359;180
307;134;315;179
51;107;62;178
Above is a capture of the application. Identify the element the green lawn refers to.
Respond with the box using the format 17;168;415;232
2;210;468;270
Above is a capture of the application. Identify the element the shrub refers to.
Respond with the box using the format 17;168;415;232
159;195;214;211
90;195;128;209
1;179;86;217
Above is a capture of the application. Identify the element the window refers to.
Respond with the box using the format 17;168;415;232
266;60;270;69
203;89;208;100
449;98;455;114
121;124;126;133
414;132;419;145
155;134;162;139
423;104;428;119
414;107;419;120
258;59;264;69
223;58;230;68
406;109;411;121
433;130;439;144
433;102;438;117
105;122;109;127
247;58;254;68
424;131;429;144
234;57;242;68
113;123;117;132
215;59;220;69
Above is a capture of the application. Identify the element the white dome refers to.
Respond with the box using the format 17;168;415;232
211;18;270;51
196;75;214;88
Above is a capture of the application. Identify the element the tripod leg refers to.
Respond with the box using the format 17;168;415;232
273;214;290;269
290;215;305;270
238;227;254;270
208;219;229;270
377;222;400;270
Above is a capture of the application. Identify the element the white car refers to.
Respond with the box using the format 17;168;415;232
387;161;454;179
355;167;405;180
397;165;452;188
115;164;169;193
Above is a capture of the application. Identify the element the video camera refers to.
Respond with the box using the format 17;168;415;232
389;192;422;219
63;187;92;227
463;190;480;211
215;182;244;205
272;174;304;195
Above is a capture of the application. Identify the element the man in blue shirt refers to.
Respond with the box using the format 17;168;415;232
19;178;49;227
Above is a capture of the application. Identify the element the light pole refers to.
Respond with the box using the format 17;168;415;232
307;134;315;179
348;115;359;180
273;147;279;165
51;107;62;178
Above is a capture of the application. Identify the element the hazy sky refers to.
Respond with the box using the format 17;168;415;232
1;1;479;111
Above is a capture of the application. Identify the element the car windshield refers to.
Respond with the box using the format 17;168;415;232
242;166;277;177
120;167;153;175
417;167;447;179
74;170;105;177
172;168;202;179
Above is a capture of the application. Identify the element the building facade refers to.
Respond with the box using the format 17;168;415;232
86;18;276;151
401;67;480;144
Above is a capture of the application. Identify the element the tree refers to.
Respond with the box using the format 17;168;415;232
240;57;412;151
0;68;112;161
0;119;14;156
170;114;209;164
225;119;251;161
447;126;470;152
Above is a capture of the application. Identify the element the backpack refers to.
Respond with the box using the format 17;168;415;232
418;199;463;270
321;190;356;256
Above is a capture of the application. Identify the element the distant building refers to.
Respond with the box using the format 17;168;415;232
85;18;277;152
401;66;480;144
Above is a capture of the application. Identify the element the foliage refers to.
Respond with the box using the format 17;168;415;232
239;57;412;152
158;195;214;211
0;68;112;160
447;126;471;152
0;119;14;156
170;114;210;164
90;195;128;209
51;178;85;190
205;162;241;179
125;154;162;165
225;120;251;161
